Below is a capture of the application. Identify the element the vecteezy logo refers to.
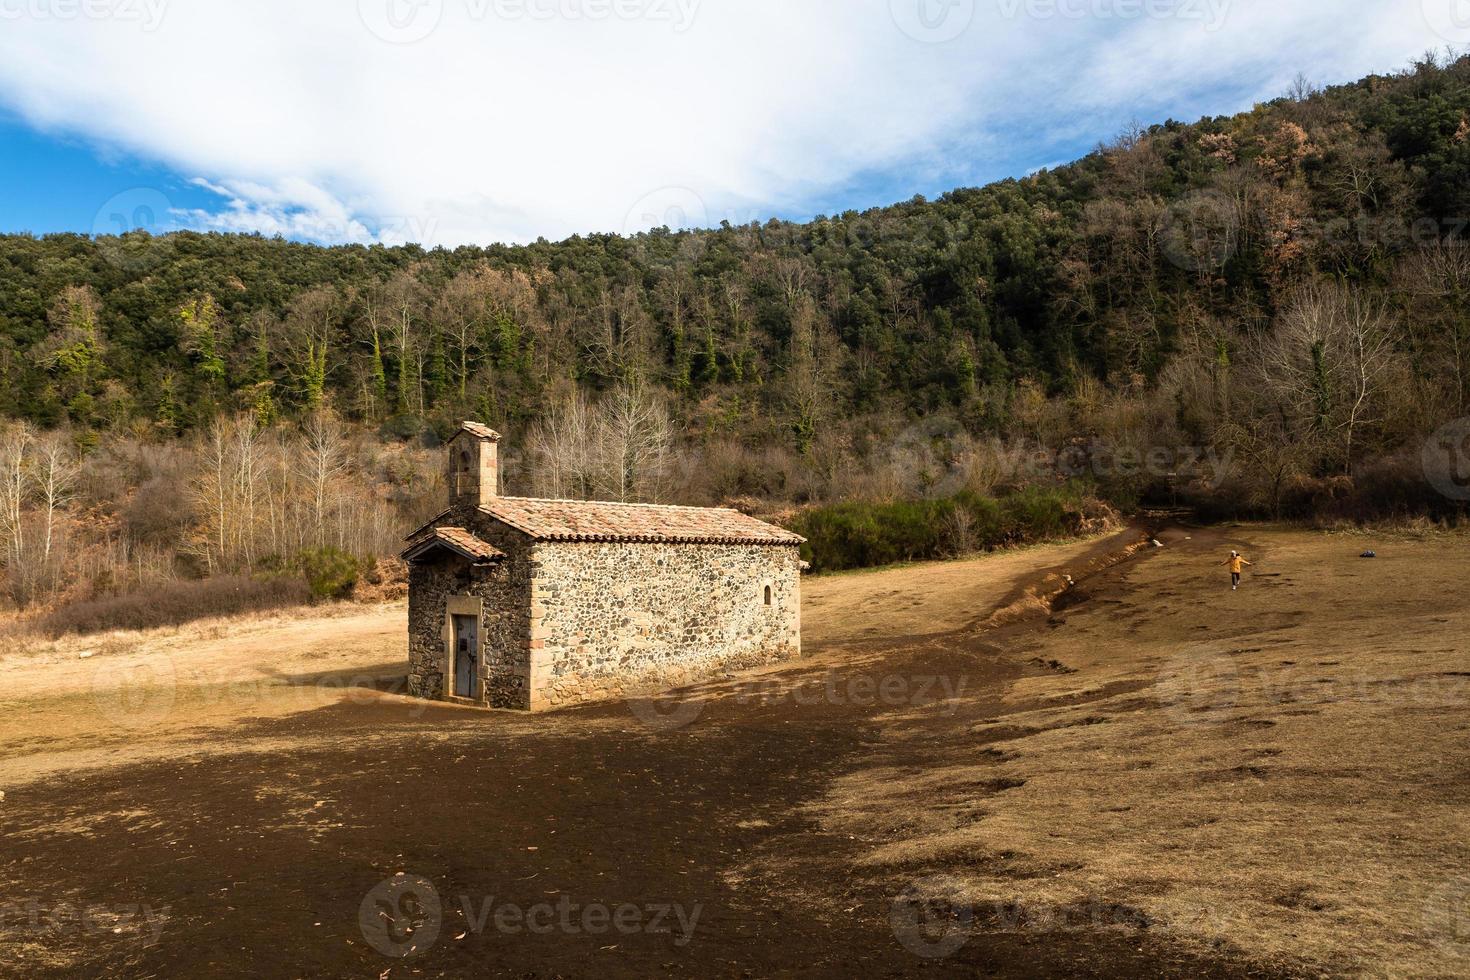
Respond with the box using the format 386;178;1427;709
1422;876;1470;958
890;0;974;43
626;692;706;732
1158;189;1239;274
359;874;442;958
358;0;444;44
1422;0;1470;44
1155;646;1240;726
91;657;178;730
1424;418;1470;501
889;874;974;959
622;187;709;238
92;187;175;272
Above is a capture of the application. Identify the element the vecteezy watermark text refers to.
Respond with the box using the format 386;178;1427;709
996;0;1228;31
629;669;971;731
359;874;701;958
990;440;1234;489
471;0;698;26
732;671;969;711
0;899;169;946
0;0;166;29
359;0;699;44
1157;645;1470;727
91;654;431;731
460;894;701;944
1159;189;1470;274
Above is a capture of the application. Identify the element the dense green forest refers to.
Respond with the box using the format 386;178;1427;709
2;53;1469;616
4;55;1469;431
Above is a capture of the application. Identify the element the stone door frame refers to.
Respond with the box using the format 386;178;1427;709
443;594;486;705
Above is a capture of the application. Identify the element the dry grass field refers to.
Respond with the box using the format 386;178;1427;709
810;524;1470;977
1;524;1466;977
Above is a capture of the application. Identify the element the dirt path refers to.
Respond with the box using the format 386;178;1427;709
2;525;1465;977
0;603;409;785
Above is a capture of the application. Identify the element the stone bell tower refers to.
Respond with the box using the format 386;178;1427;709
448;421;501;509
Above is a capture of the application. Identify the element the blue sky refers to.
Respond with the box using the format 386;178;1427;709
0;112;219;237
0;1;1459;247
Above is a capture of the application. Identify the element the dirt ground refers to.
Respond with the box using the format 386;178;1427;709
1;524;1467;978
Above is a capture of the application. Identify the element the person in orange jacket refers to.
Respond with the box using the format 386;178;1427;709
1221;550;1252;591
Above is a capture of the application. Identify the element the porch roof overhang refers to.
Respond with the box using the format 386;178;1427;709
400;527;506;566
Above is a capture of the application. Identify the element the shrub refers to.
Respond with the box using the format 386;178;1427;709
792;485;1090;573
36;574;310;637
123;475;196;546
299;546;364;600
1001;485;1082;541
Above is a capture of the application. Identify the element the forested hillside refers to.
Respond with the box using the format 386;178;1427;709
2;53;1468;615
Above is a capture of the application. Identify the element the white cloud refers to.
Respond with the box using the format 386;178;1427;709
180;177;381;244
0;0;1450;246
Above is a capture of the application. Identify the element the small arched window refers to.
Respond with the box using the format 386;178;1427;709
763;585;773;606
457;449;471;494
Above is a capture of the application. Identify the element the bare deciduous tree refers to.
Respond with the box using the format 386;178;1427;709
596;382;675;503
0;422;32;574
525;384;674;503
300;410;350;548
525;391;595;500
1400;243;1470;414
31;432;77;565
1252;282;1400;474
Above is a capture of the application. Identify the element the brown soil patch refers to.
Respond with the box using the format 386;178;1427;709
1;525;1466;977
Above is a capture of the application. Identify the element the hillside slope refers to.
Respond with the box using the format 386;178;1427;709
2;55;1467;442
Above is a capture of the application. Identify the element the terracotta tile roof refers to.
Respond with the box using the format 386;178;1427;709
479;497;804;546
401;526;506;564
457;421;501;441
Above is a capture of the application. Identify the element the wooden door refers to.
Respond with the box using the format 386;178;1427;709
452;614;479;699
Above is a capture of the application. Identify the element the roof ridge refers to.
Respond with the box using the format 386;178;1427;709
489;496;742;513
401;525;506;564
456;421;502;441
470;496;804;546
